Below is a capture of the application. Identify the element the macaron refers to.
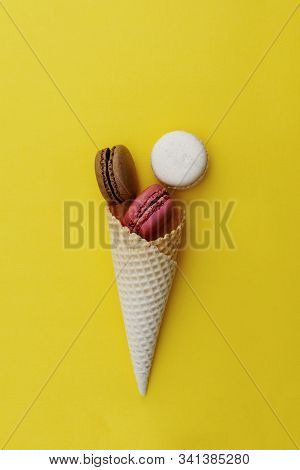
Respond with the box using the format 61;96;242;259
151;130;208;189
122;184;173;242
95;145;138;204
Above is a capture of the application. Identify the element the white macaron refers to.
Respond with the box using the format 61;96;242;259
151;130;208;189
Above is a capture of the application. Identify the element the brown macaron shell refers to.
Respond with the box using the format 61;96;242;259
112;145;138;202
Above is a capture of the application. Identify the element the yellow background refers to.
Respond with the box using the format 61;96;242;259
0;0;299;450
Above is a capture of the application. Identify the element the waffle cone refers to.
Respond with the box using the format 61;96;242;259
106;206;184;395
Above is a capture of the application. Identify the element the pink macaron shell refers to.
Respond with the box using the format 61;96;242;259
138;197;173;241
122;184;166;230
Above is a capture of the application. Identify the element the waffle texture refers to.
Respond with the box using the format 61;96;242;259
107;207;184;395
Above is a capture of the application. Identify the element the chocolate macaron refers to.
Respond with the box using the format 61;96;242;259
95;145;138;204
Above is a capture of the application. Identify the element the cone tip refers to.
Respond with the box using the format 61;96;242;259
136;374;148;396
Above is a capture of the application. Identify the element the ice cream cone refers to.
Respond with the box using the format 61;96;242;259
106;205;184;395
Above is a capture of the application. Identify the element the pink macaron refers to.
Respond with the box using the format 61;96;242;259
122;184;173;241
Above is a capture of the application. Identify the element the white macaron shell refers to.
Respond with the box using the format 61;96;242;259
151;130;207;188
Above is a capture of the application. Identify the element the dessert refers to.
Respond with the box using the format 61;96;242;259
122;184;173;241
151;130;208;189
95;145;138;203
94;131;207;395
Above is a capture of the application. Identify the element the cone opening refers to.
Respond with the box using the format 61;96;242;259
108;203;184;244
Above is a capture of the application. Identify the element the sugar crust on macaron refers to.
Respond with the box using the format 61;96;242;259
151;130;208;189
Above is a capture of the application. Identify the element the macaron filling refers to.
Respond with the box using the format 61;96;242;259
101;147;123;203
